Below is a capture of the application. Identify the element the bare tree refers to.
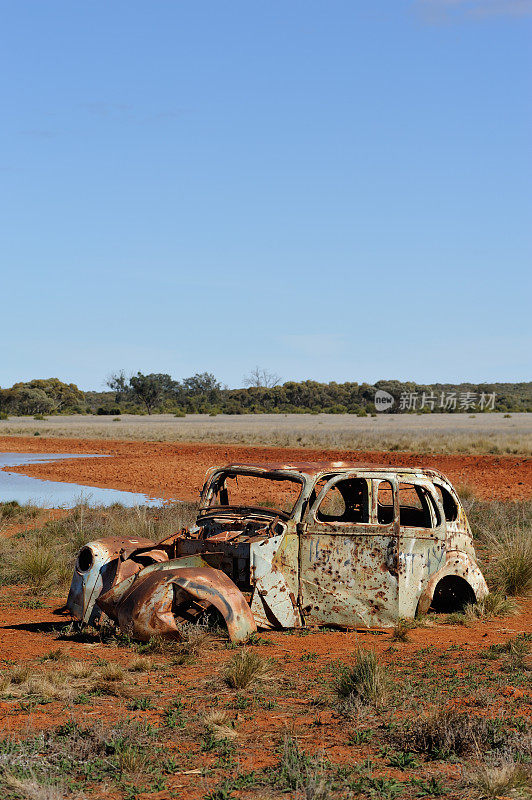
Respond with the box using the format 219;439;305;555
243;367;281;389
106;370;131;403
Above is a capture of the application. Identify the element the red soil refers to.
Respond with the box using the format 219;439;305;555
1;436;531;501
1;436;531;798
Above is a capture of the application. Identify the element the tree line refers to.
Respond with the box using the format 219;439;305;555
1;373;531;417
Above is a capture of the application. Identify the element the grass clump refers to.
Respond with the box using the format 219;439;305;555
465;592;520;620
465;761;532;800
6;546;56;591
486;530;532;598
391;619;414;642
2;774;65;800
486;634;531;670
203;709;238;742
223;650;275;690
0;501;39;528
0;658;134;704
270;735;331;798
137;621;213;663
0;719;159;795
389;709;530;760
333;649;388;708
467;500;532;597
127;656;154;673
0;500;199;593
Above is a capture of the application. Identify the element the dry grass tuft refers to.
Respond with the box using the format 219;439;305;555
203;709;238;741
274;735;331;798
138;622;213;664
116;746;149;777
97;661;125;682
65;661;94;679
223;650;276;690
389;708;531;761
465;761;532;799
6;545;56;592
2;774;65;800
334;649;389;708
39;649;68;663
0;658;133;703
465;592;520;620
485;530;532;598
391;619;414;642
127;656;154;673
467;500;532;598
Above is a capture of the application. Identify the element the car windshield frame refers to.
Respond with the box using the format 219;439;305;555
200;468;305;518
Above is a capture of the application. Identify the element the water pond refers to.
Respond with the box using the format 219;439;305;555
0;453;164;508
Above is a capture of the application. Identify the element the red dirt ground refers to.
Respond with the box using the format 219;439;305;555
1;436;531;799
1;436;531;501
0;586;530;799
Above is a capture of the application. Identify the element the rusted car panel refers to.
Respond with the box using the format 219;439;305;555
416;551;488;615
66;536;153;625
67;460;488;640
250;531;301;628
97;560;256;643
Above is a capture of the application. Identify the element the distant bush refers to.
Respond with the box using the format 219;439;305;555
0;378;84;415
8;374;532;417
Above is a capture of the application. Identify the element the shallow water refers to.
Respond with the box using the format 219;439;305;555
0;453;164;508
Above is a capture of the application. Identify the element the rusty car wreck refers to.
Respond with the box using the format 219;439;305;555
67;462;488;643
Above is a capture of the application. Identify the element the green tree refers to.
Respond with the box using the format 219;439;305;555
5;379;84;413
129;372;174;414
1;386;55;415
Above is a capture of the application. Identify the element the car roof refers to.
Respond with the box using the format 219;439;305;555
217;462;447;480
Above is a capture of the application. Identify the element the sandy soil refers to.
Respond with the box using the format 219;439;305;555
1;435;531;501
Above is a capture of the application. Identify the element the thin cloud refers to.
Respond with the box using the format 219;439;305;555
414;0;532;23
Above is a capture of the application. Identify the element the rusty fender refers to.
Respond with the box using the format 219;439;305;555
66;536;154;625
97;563;256;644
417;551;489;615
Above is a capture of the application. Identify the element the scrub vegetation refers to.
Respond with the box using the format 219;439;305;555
1;374;531;417
2;410;531;456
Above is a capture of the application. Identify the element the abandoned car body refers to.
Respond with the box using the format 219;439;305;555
67;462;488;642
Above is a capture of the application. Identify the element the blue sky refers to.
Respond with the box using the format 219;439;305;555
1;1;530;390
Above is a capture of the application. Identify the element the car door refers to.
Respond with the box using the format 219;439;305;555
396;479;446;618
298;472;400;627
